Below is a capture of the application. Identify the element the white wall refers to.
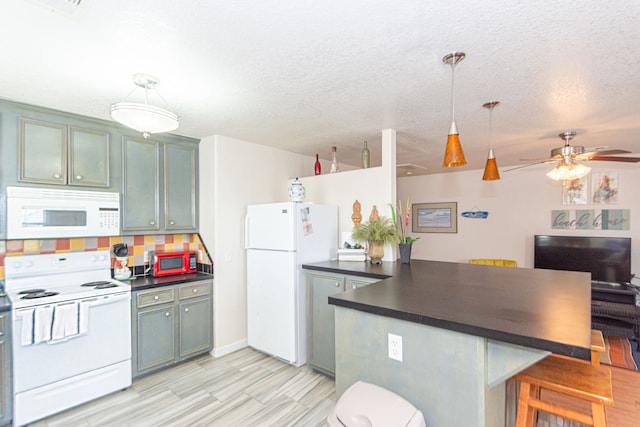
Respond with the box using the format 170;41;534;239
199;131;396;356
398;162;640;272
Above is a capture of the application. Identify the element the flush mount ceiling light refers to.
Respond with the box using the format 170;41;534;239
110;74;179;139
545;131;591;181
482;101;500;180
442;52;467;168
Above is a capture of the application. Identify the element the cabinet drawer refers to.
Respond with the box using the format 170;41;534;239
179;281;211;300
136;288;175;308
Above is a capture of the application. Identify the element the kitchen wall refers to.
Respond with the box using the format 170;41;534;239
398;162;640;273
199;130;396;357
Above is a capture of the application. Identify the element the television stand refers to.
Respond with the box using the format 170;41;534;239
591;283;640;341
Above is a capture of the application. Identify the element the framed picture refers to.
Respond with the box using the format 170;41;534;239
591;172;618;204
412;202;457;233
562;176;588;204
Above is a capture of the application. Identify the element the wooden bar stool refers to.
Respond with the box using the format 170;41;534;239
514;355;613;427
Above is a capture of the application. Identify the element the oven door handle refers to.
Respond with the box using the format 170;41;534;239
81;292;130;307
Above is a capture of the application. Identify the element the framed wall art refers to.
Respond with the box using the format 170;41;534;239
562;176;588;204
591;172;618;204
412;202;457;233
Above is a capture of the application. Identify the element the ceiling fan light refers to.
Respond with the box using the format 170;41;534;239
443;132;467;167
482;149;500;180
545;161;591;181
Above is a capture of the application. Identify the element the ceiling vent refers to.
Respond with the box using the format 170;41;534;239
397;163;428;176
26;0;93;18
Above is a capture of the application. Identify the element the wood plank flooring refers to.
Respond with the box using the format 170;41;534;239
30;348;640;426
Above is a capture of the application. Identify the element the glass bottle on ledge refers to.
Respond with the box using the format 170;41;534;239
314;154;321;175
361;141;370;168
330;146;339;173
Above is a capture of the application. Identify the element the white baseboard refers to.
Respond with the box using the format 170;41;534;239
211;338;248;358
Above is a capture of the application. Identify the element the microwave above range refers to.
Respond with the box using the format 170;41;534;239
150;251;197;277
6;186;120;239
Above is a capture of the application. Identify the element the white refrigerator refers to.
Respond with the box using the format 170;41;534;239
245;202;338;366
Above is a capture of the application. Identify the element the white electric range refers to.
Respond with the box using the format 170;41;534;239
4;250;132;426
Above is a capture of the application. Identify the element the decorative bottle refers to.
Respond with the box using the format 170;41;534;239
330;146;339;173
314;154;321;175
288;177;305;202
361;141;370;168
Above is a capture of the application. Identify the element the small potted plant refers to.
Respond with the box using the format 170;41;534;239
351;216;399;264
390;197;419;263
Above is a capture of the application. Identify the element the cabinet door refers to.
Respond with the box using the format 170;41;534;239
179;296;212;359
19;118;67;184
69;127;110;187
122;137;160;231
308;273;345;376
136;304;176;373
164;143;197;230
0;313;11;425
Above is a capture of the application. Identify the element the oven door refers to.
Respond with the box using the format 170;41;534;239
12;291;131;393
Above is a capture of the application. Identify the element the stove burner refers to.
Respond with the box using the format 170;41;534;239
81;281;118;289
18;289;46;294
21;291;59;299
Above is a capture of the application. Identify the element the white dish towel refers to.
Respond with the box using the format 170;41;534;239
33;305;54;344
50;302;80;343
20;308;35;346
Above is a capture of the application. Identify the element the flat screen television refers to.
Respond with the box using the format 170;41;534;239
534;235;632;285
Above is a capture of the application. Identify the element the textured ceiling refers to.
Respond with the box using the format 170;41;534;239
1;0;639;176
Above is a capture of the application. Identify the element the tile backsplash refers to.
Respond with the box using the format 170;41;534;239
0;233;213;280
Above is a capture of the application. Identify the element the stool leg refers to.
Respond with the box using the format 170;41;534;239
591;402;607;427
516;381;537;427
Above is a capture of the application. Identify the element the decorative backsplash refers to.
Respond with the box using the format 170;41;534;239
0;233;213;280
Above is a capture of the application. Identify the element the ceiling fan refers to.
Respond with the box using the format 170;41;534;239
506;131;640;180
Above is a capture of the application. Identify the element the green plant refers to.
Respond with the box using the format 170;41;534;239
351;216;399;245
390;197;420;244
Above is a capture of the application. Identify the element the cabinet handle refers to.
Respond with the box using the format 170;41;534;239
53;173;62;179
76;175;82;180
165;312;171;317
150;220;156;226
185;308;189;312
352;284;356;289
192;289;198;293
154;295;159;300
169;220;175;225
335;282;341;287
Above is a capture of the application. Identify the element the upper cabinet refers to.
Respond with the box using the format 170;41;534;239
19;118;110;187
122;136;198;234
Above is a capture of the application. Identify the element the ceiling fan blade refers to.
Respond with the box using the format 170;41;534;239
518;157;557;163
503;161;551;172
589;155;640;163
577;149;632;160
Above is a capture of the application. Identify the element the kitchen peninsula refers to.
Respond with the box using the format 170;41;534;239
303;260;592;427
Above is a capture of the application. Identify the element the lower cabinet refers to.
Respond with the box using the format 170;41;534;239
132;280;212;378
306;272;380;377
0;313;12;427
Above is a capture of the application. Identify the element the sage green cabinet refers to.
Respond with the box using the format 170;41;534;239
19;118;110;187
307;271;380;376
122;136;197;233
0;312;12;426
132;279;212;378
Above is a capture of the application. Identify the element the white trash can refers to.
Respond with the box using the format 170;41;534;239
327;381;426;427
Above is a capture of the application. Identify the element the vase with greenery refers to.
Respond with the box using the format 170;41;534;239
351;216;399;264
390;198;419;263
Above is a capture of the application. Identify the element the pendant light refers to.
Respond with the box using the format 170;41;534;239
481;101;500;180
110;74;179;139
442;52;467;168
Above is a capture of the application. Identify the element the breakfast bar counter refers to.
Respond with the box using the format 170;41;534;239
303;260;592;426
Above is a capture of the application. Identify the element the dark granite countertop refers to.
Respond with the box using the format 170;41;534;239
127;272;213;292
303;260;592;359
0;295;11;313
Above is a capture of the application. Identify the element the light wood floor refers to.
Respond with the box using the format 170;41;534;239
30;348;640;427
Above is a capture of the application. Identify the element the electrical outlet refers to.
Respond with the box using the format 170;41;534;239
198;249;203;261
143;252;149;263
388;333;403;362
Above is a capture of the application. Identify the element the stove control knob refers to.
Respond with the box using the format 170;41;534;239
91;255;98;262
12;260;22;269
99;254;108;261
24;260;33;268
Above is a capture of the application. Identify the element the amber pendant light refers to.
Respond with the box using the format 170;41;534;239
482;101;500;180
442;52;467;167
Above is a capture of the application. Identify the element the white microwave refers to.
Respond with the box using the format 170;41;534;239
6;186;120;239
